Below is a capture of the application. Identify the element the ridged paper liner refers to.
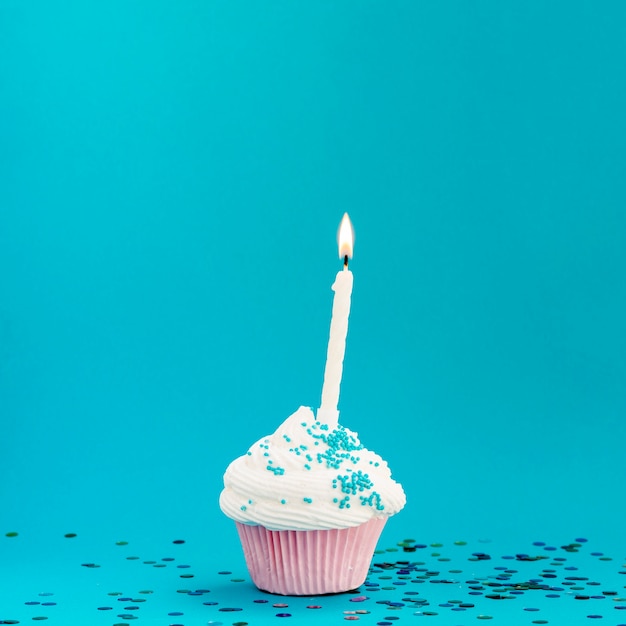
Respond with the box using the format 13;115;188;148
235;517;386;595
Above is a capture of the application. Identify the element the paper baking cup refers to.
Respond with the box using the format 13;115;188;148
235;517;386;595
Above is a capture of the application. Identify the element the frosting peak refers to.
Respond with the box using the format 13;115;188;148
219;406;406;531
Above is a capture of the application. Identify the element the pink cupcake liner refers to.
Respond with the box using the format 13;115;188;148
235;517;386;595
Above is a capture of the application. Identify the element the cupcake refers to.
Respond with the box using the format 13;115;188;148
219;405;406;595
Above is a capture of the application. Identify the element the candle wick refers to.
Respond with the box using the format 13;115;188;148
343;254;349;268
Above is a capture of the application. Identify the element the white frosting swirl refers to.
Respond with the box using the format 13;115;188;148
219;406;406;531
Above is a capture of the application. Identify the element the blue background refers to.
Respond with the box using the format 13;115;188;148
2;0;626;591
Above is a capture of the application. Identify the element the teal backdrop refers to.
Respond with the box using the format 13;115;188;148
1;0;626;598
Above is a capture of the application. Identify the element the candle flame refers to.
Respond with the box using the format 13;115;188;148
337;213;354;260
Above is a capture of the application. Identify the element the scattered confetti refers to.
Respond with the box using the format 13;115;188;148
3;532;626;624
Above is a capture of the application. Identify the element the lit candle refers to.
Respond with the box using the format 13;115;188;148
318;213;355;426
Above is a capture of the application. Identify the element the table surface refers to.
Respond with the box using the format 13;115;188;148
2;530;625;626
